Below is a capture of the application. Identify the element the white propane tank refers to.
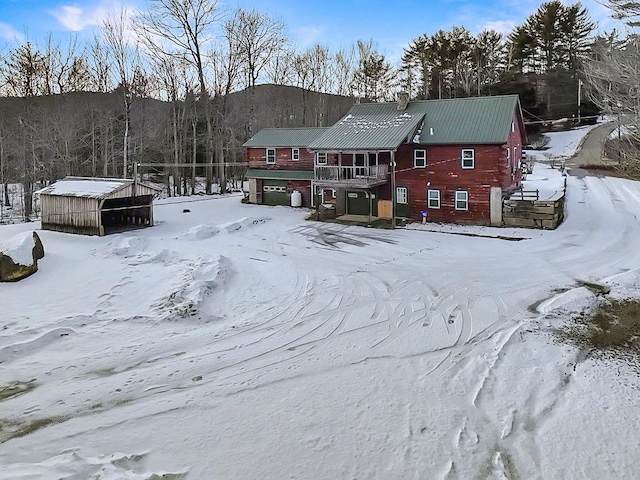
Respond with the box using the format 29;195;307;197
291;190;302;207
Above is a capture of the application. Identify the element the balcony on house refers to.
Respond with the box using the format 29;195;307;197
314;163;389;188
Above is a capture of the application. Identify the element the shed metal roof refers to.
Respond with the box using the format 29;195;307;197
242;127;328;148
245;169;314;181
36;177;161;199
309;95;521;151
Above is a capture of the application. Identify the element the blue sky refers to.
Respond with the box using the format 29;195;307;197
0;0;615;63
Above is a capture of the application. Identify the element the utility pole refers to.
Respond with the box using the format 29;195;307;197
577;79;582;124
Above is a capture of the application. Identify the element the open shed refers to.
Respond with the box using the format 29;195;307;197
37;177;162;236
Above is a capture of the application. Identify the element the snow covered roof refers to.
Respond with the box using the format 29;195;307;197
36;177;161;200
308;103;425;151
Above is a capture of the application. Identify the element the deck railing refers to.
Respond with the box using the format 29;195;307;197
314;164;389;186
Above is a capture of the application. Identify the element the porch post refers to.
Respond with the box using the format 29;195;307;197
369;188;372;225
391;151;396;229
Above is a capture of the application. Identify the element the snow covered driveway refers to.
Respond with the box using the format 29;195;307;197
2;172;640;479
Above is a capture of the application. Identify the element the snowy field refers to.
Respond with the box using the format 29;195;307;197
2;123;640;479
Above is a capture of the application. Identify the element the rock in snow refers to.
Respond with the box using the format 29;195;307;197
0;231;45;281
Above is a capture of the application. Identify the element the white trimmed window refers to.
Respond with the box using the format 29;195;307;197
292;148;299;161
461;149;475;169
316;152;327;165
455;191;468;210
266;148;276;164
427;189;440;209
414;149;427;168
396;186;408;204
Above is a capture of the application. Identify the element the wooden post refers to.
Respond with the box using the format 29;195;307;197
391;151;396;229
133;162;138;198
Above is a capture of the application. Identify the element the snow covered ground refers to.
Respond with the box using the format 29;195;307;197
2;124;640;479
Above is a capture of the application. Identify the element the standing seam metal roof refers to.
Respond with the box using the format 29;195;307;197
308;95;520;151
242;127;329;148
308;103;425;151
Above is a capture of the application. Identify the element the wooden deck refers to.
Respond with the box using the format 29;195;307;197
334;214;393;228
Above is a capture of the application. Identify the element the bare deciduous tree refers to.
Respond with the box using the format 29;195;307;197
227;7;287;137
101;7;140;177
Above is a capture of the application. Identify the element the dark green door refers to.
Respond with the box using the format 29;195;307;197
395;186;409;218
346;190;378;216
262;180;288;205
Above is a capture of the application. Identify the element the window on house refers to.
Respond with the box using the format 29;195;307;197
514;146;518;168
396;186;408;204
316;152;327;165
506;147;511;171
414;149;427;168
454;191;468;210
292;148;299;161
512;121;515;132
427;189;440;209
461;149;475;169
266;148;276;164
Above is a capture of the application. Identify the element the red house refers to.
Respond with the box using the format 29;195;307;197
244;95;527;226
243;127;327;207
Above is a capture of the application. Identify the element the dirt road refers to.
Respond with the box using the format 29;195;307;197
566;121;617;170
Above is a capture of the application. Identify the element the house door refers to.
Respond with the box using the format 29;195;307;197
395;186;409;218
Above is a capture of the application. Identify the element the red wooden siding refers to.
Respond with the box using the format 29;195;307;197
246;147;315;170
503;112;524;189
394;143;513;224
288;179;312;207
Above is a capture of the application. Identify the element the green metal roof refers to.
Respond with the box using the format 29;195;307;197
308;103;425;151
242;127;328;148
308;95;521;151
417;95;520;144
245;169;314;181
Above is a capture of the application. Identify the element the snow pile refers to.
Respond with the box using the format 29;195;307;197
0;230;37;266
101;236;149;258
0;450;187;480
178;224;221;241
152;255;232;318
219;216;271;233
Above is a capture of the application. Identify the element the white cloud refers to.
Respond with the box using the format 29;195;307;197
50;1;141;32
52;5;91;31
480;20;517;36
0;21;24;42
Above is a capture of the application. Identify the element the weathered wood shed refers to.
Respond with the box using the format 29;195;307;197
37;177;162;236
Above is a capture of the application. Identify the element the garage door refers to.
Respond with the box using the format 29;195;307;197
262;180;288;206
